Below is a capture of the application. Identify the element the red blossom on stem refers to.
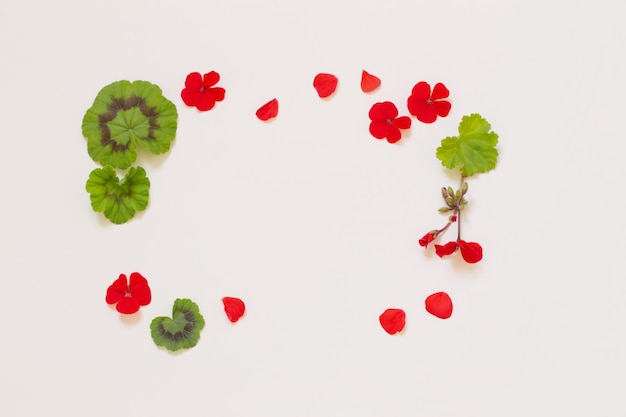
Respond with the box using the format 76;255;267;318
407;81;451;123
105;272;151;314
181;71;226;111
368;101;412;144
434;240;483;263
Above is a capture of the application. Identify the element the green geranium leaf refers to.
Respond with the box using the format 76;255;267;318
151;299;205;352
82;80;178;169
85;166;150;224
436;113;499;177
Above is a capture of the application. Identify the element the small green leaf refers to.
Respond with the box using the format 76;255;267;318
150;299;205;352
436;114;499;177
82;80;178;169
85;166;150;224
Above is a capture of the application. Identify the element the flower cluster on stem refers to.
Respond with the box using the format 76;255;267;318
419;178;483;263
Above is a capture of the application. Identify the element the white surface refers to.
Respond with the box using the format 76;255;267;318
1;0;625;416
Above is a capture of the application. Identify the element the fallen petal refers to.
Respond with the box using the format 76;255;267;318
222;297;246;323
361;70;381;93
379;308;406;334
256;98;279;121
425;292;453;319
313;73;338;98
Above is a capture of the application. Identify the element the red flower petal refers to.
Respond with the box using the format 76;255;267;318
418;232;436;247
210;87;226;102
434;241;457;257
181;88;200;107
105;274;128;304
184;72;203;89
457;240;483;263
431;82;450;100
361;70;381;93
410;81;431;101
386;126;402;144
128;272;151;305
116;297;141;314
222;297;246;323
425;292;453;319
369;101;398;121
433;100;452;117
391;116;412;130
379;308;406;335
256;98;279;121
313;73;338;98
369;120;389;139
195;92;217;111
202;71;220;88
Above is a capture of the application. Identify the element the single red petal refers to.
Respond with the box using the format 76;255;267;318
369;120;389;139
433;100;451;118
369;101;398;122
202;71;221;88
184;72;203;89
195;92;217;111
256;98;279;121
379;308;406;335
434;241;458;258
209;87;226;102
313;73;338;98
430;82;450;100
386;126;402;143
457;240;483;263
222;297;246;323
410;81;431;101
391;116;412;130
128;272;151;306
425;292;453;319
361;70;381;93
181;88;201;107
105;274;128;304
116;297;141;315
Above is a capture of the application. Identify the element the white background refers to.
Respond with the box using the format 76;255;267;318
1;0;624;416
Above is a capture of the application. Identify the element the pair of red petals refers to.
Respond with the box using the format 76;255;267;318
435;240;483;264
313;70;381;97
379;292;453;335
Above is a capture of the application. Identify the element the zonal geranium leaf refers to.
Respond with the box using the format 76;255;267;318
85;165;150;224
150;299;205;352
436;113;499;177
82;80;178;169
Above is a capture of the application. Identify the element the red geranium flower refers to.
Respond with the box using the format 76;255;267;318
222;297;246;323
368;101;412;144
407;81;451;123
379;308;406;335
105;272;151;314
181;71;225;111
434;240;483;263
